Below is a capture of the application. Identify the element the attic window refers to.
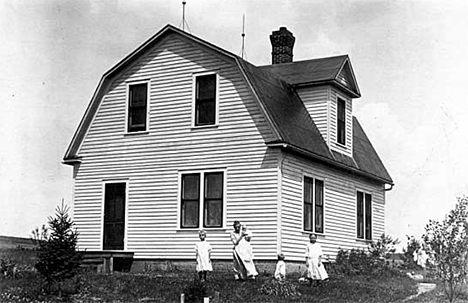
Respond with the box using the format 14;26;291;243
337;98;346;145
128;82;148;132
194;74;217;126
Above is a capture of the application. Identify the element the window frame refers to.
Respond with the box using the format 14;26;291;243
337;98;346;145
178;169;226;229
356;190;372;240
126;80;150;133
303;175;325;234
192;72;219;127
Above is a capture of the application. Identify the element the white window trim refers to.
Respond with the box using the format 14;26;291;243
191;72;220;128
125;80;150;134
302;174;326;234
177;168;227;230
100;180;129;251
356;189;372;241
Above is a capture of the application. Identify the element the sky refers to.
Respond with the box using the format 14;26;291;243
1;0;467;250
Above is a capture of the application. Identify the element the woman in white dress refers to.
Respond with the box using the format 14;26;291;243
195;229;212;281
230;221;247;280
305;233;328;286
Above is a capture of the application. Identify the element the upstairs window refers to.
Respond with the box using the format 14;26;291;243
194;74;217;126
128;82;148;132
304;176;324;233
337;98;346;145
181;171;224;228
357;191;372;240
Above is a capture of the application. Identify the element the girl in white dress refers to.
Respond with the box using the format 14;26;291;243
195;229;212;281
305;234;328;286
239;229;258;279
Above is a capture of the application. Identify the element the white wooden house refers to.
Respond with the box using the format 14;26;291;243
63;25;393;268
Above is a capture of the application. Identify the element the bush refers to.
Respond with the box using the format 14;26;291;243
401;235;421;269
259;279;301;297
0;258;17;278
335;234;401;276
34;203;82;295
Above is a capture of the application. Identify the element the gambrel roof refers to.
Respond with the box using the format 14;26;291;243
64;24;392;185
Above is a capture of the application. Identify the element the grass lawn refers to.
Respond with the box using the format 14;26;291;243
0;246;424;303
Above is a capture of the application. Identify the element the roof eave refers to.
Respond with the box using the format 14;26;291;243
293;80;361;98
267;142;393;185
62;157;82;166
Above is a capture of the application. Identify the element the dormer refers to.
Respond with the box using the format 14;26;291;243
260;28;360;158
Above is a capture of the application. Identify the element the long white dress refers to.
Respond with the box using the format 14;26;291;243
237;239;258;278
195;241;213;272
305;242;328;280
231;231;247;279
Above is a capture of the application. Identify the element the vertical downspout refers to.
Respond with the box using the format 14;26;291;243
277;151;285;255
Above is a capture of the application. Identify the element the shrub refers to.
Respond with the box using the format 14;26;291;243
335;234;401;276
259;279;301;297
423;196;468;303
368;233;399;259
34;203;82;295
401;235;421;269
0;258;17;278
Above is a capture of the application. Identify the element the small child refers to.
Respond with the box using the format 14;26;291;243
275;253;286;282
241;228;258;279
195;229;212;281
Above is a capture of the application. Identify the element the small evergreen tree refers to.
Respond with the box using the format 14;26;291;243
423;196;468;303
34;203;82;294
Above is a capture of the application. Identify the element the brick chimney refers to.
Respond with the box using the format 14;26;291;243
270;27;295;64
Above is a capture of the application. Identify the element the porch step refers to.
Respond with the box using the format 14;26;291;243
81;251;134;273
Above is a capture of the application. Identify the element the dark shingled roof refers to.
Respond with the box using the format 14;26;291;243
239;58;392;184
238;59;333;160
259;55;349;84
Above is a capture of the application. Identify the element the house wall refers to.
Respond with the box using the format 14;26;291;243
280;152;385;262
73;34;281;260
296;86;353;157
296;86;329;144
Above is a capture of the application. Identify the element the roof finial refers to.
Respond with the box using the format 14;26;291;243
240;14;247;60
180;1;191;33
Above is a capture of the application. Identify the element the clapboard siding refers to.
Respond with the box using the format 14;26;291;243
296;86;329;144
329;88;353;156
280;152;385;262
74;35;279;260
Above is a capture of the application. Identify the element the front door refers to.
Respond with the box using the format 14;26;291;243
103;183;126;250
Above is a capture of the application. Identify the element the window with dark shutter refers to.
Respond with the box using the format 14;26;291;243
303;176;325;233
181;174;200;228
204;172;223;227
128;83;148;132
357;191;364;239
357;191;372;240
365;193;372;240
195;74;216;126
303;176;314;232
315;179;324;233
337;98;346;145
